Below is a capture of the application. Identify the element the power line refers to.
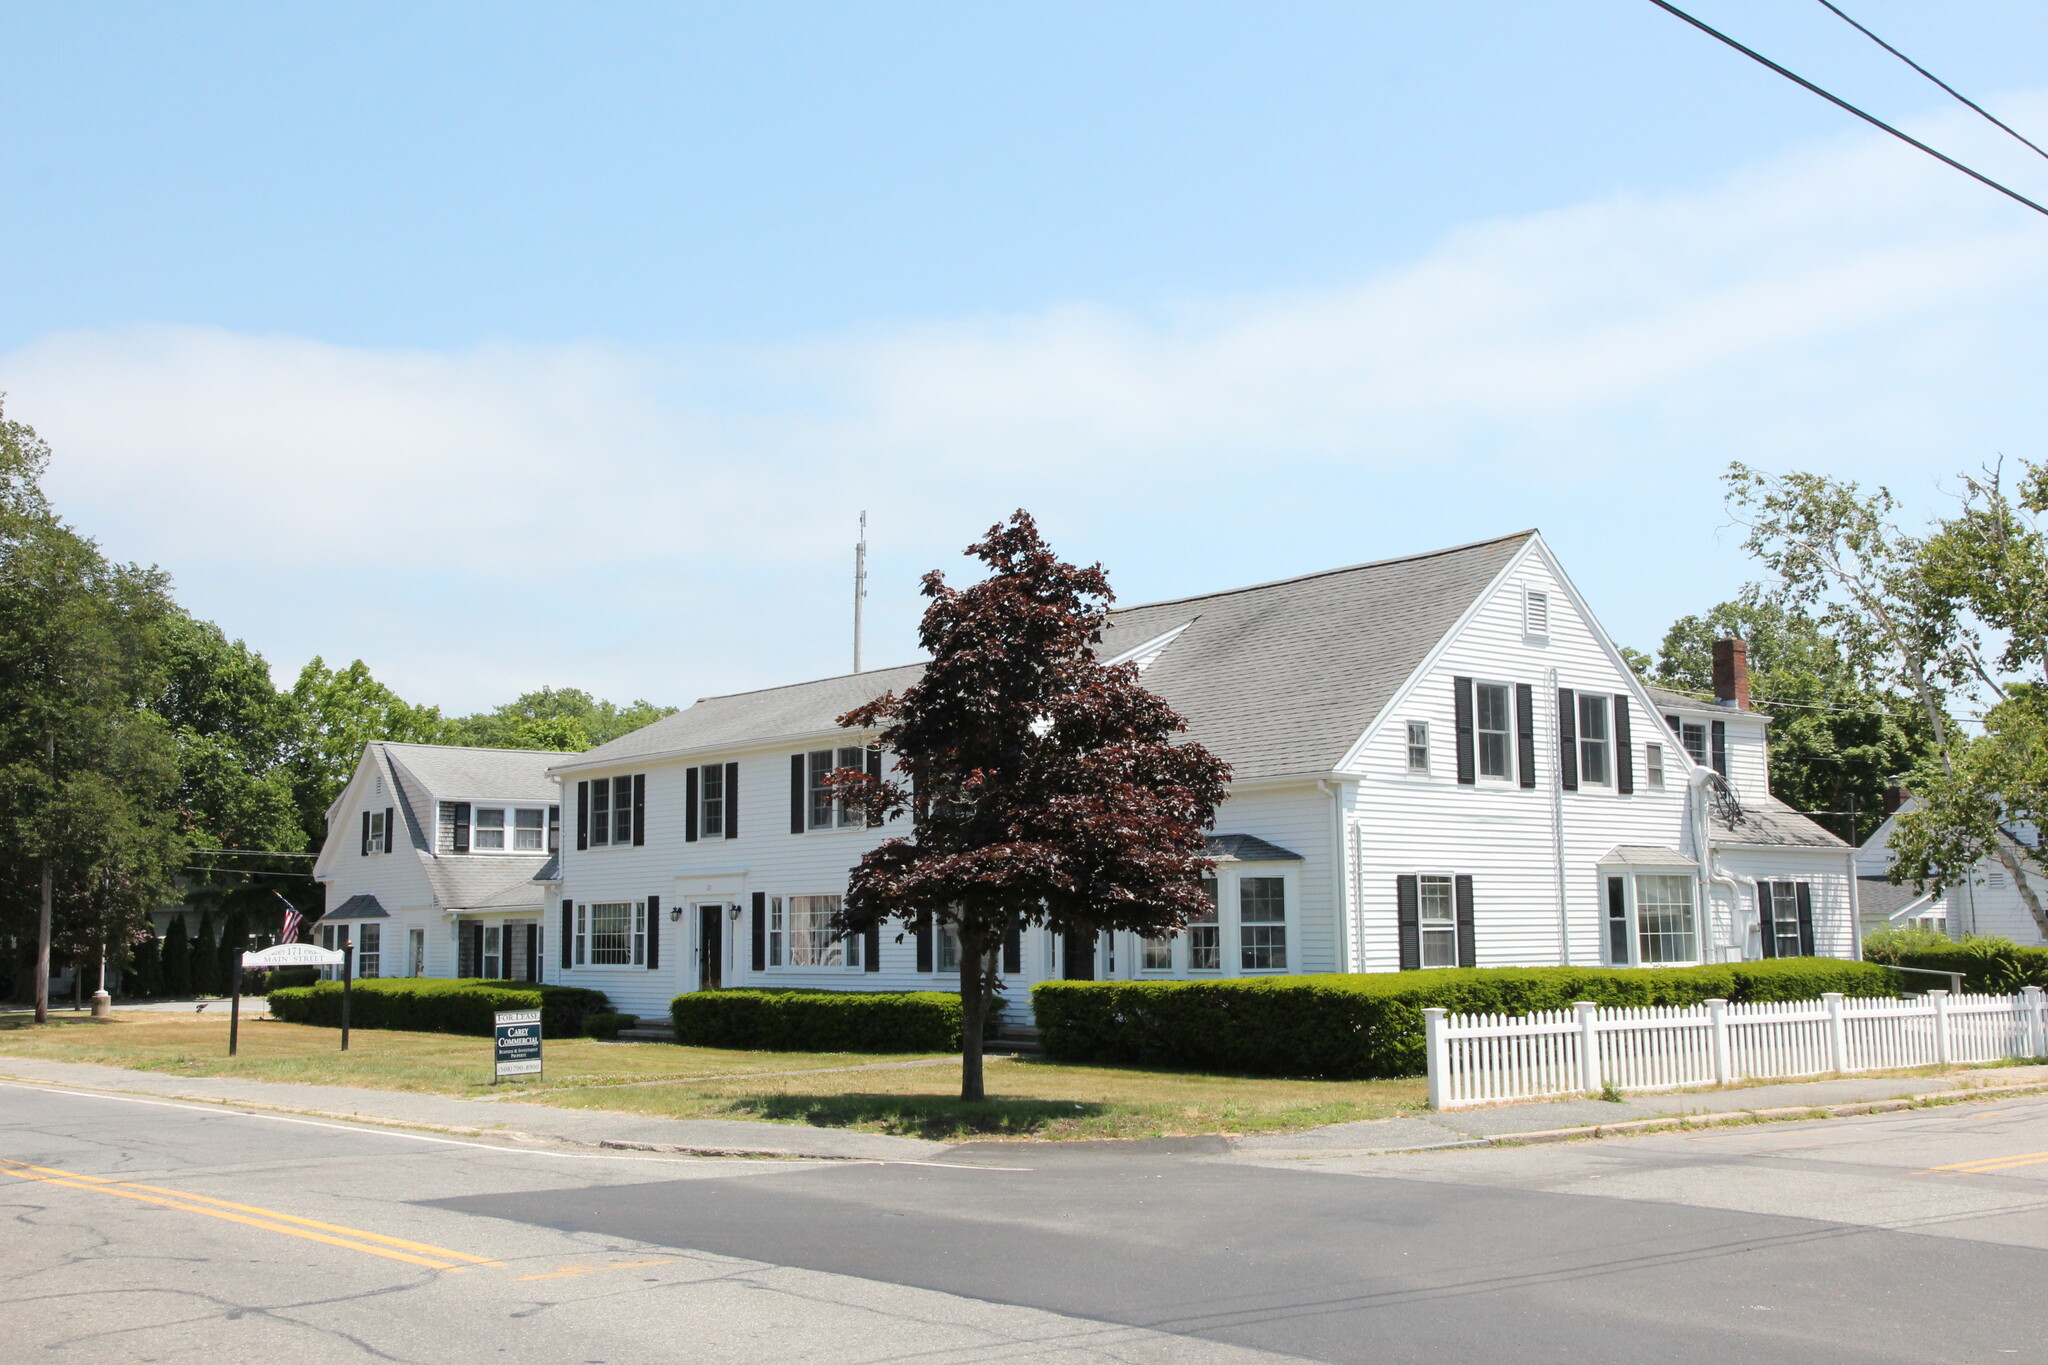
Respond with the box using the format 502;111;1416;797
1815;0;2048;164
189;848;317;858
1644;0;2048;219
184;866;318;879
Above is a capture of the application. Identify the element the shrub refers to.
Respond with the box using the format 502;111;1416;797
581;1011;637;1040
1032;959;1898;1080
266;978;611;1038
261;966;322;992
1864;932;2048;993
671;989;1005;1053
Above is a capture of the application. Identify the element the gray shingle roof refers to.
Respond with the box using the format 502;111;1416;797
532;854;560;883
1858;876;1938;920
324;893;389;920
1205;833;1303;862
424;857;551;911
1712;794;1848;849
381;743;570;805
570;532;1534;782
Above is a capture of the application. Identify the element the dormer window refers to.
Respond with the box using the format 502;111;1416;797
440;802;560;854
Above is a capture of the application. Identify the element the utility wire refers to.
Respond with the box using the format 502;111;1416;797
189;848;318;858
184;866;318;879
1644;0;2048;219
1815;0;2048;164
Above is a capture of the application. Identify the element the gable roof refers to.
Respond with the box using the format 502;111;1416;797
381;743;570;803
567;531;1534;783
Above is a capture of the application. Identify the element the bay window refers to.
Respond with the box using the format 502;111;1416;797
1634;874;1697;964
1189;879;1221;970
1239;876;1287;970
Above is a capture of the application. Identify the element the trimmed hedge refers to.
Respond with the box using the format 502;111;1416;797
581;1011;637;1040
267;978;611;1038
1865;935;2048;993
1033;959;1898;1080
671;989;1005;1053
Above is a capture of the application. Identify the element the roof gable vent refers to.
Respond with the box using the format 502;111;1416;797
1523;588;1550;641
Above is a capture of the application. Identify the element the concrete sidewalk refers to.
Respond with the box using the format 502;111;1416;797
1233;1064;2048;1156
0;1056;951;1162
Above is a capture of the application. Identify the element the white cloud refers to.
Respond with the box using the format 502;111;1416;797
8;98;2048;710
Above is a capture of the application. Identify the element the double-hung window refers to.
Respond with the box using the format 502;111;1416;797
514;808;546;850
580;901;645;966
357;924;381;979
1634;875;1697;964
366;811;387;854
1239;877;1287;970
474;808;506;849
1188;879;1221;970
701;763;726;837
1140;932;1173;970
1577;694;1611;786
1759;881;1808;958
786;894;859;966
587;777;637;847
1645;743;1665;789
1476;683;1513;780
1406;721;1430;774
935;920;963;973
1665;714;1708;766
807;748;866;829
408;927;426;977
483;925;502;978
1418;875;1458;968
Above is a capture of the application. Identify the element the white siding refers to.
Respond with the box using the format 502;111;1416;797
1715;847;1857;959
1342;542;1703;970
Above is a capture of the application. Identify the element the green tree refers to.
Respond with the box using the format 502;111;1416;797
0;400;184;1016
1651;599;1932;843
123;928;160;999
442;686;674;752
283;657;445;850
191;909;219;995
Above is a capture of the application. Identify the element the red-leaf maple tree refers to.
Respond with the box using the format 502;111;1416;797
830;511;1230;1101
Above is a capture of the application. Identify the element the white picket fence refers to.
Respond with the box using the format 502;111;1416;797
1424;988;2048;1110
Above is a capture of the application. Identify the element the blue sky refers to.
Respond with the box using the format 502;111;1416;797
5;1;2048;711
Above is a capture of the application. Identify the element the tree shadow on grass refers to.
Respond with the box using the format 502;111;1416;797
724;1091;1113;1139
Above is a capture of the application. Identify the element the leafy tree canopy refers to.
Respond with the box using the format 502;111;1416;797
441;686;675;753
834;511;1230;1100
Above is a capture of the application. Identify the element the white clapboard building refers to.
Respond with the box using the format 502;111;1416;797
311;742;567;980
1856;801;2048;943
530;531;1857;1020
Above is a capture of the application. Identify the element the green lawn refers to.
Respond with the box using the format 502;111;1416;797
0;1010;1426;1141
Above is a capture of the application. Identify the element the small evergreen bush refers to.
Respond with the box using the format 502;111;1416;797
266;978;611;1038
671;989;1004;1053
1032;959;1897;1079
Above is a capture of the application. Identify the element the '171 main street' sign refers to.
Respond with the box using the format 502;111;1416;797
494;1009;542;1081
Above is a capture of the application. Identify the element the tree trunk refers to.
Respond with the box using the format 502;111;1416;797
1995;841;2048;941
957;925;988;1102
34;859;51;1025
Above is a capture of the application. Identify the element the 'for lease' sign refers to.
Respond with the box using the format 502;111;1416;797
494;1009;543;1081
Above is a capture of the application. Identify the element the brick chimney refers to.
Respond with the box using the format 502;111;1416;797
1712;637;1750;710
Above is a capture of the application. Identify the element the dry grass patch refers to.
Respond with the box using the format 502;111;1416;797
0;1011;1428;1140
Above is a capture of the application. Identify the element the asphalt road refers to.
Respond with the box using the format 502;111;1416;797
10;1079;2048;1364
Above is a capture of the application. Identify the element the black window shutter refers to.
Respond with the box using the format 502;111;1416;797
751;891;767;971
385;806;396;852
725;762;740;839
1757;886;1778;958
1711;720;1728;776
453;802;471;854
646;896;660;969
1454;874;1476;969
1003;922;1021;975
1614;696;1634;795
915;911;933;972
864;923;881;972
1795;882;1815;957
865;747;884;826
360;810;370;856
1557;689;1579;791
577;781;589;850
1515;683;1536;789
561;900;573;969
1453;677;1476;786
686;767;700;842
1397;875;1421;971
632;774;646;846
790;754;806;833
1665;713;1683;736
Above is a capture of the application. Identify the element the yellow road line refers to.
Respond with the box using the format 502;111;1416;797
0;1158;491;1269
515;1259;675;1282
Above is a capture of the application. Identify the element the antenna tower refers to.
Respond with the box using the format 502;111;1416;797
853;511;868;674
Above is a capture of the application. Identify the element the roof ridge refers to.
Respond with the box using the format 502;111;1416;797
1108;530;1539;615
686;660;926;708
377;740;580;757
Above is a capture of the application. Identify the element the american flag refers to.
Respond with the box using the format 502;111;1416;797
276;893;305;944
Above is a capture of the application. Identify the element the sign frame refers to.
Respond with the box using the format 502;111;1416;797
493;1008;543;1083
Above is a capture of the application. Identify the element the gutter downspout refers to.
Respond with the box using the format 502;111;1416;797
1690;767;1743;961
1549;668;1570;966
1319;779;1353;973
